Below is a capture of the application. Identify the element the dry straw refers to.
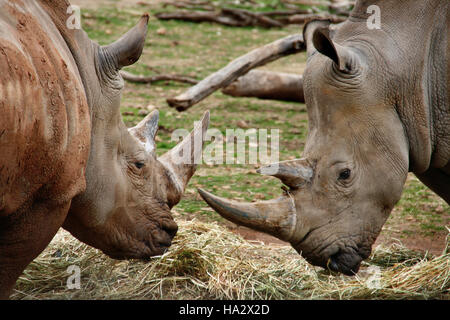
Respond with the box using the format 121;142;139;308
11;220;449;300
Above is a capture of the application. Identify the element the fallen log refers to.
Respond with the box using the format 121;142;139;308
221;7;285;28
120;71;198;85
156;8;284;28
222;70;304;103
166;34;305;111
261;9;313;17
162;0;216;11
282;0;332;6
285;13;347;24
281;0;354;14
155;8;347;28
329;0;355;8
155;10;244;27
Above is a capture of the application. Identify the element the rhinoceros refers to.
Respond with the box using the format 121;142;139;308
199;0;449;275
0;0;209;298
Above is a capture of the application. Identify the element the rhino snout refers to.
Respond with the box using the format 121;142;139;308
155;220;178;249
327;249;366;276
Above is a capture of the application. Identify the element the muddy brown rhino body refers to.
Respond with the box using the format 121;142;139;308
200;0;449;275
0;0;209;299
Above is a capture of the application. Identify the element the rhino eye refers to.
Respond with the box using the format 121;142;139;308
338;169;351;180
134;162;145;169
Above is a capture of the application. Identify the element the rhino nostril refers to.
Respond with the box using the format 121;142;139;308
157;237;172;248
327;256;340;272
327;251;362;276
162;222;178;238
166;228;177;238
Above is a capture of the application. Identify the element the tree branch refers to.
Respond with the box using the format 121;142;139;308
222;70;304;103
120;70;198;85
166;34;305;111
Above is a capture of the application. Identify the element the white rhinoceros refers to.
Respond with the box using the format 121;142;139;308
0;0;209;298
199;0;449;275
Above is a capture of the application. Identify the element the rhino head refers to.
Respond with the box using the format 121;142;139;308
199;20;410;275
64;15;210;259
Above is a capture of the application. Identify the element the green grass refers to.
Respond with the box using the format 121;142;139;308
392;176;449;237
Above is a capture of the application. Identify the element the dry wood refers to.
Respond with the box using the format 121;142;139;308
162;0;216;11
328;0;355;15
281;0;354;14
329;0;355;7
166;34;305;111
156;8;349;28
285;13;347;24
156;9;284;28
282;0;331;6
155;10;246;27
222;70;304;103
261;9;313;17
120;71;198;85
221;8;284;28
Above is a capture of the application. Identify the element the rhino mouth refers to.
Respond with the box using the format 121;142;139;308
327;249;365;276
301;247;366;276
140;219;178;257
295;229;371;276
100;214;179;260
151;221;178;252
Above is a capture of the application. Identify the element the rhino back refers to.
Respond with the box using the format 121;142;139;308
341;0;449;173
0;0;90;216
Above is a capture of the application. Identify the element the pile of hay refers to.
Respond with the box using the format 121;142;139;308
12;220;449;300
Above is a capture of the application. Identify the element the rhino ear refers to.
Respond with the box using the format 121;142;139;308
101;14;149;70
303;19;332;57
303;19;356;73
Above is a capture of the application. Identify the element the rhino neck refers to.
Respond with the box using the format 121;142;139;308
349;0;449;173
38;0;98;122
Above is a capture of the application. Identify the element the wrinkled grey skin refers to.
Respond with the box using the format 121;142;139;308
199;0;449;275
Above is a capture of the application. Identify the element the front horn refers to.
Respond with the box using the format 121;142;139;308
198;189;297;242
159;111;210;200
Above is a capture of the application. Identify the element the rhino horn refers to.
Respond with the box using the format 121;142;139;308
257;159;314;188
101;14;149;69
159;111;210;197
198;189;297;242
128;110;159;154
